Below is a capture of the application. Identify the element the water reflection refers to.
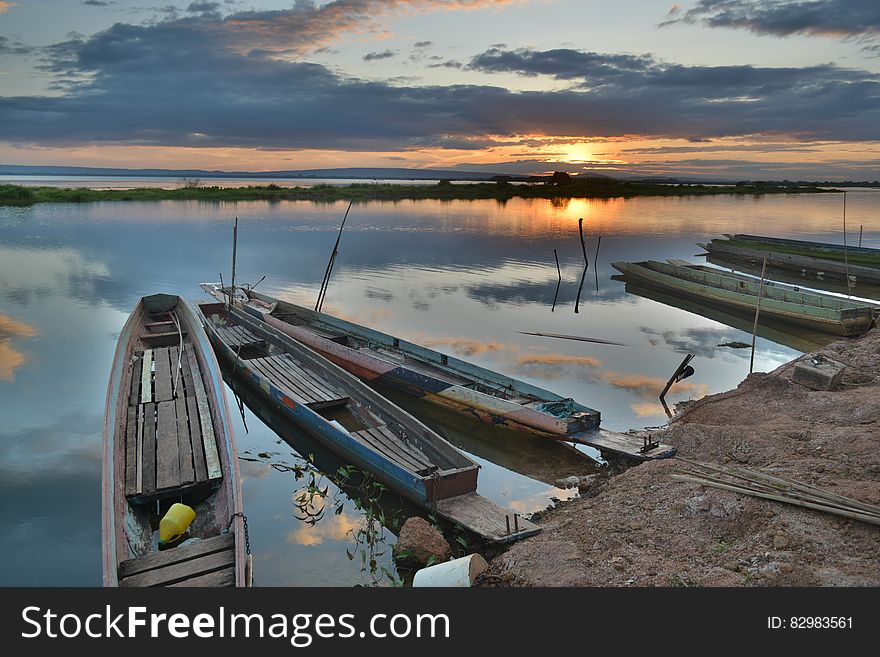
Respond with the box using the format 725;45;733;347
1;190;877;585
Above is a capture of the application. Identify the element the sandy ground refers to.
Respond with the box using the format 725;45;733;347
486;328;880;586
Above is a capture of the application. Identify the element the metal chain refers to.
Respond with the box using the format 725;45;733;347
226;512;251;555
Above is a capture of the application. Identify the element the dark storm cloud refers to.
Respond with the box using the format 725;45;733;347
82;1;115;6
187;1;221;12
363;49;396;61
0;36;34;55
2;15;879;150
663;1;880;42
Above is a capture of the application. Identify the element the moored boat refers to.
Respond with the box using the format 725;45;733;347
612;260;877;337
197;300;539;543
200;283;600;440
701;234;880;285
103;293;248;587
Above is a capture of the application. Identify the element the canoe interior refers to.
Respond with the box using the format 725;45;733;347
729;234;880;266
104;294;244;587
198;301;479;504
201;284;600;436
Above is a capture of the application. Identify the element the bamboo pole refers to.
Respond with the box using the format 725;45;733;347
842;191;853;296
749;257;767;374
315;201;353;312
231;217;238;300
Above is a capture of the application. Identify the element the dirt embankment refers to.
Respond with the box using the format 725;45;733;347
488;329;880;586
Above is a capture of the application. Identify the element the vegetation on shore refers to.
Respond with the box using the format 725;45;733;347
0;177;834;207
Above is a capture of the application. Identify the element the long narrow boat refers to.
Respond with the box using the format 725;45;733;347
701;234;880;285
612;260;877;337
103;294;248;587
200;284;600;439
197;300;539;543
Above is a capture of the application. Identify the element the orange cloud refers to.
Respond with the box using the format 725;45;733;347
287;511;362;547
0;314;37;382
0;2;16;14
514;352;604;380
420;336;505;357
601;370;708;399
630;401;667;418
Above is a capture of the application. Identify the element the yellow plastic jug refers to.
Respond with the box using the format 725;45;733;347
159;503;195;547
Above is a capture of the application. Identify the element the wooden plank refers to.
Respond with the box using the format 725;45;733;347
155;400;181;491
121;546;234;587
253;357;326;405
140;349;153;404
119;534;234;578
167;567;235;587
436;492;541;543
129;354;142;405
124;405;138;497
350;427;425;472
136;405;144;494
154;347;174;402
175;395;195;485
141;402;157;495
375;425;433;467
180;351;208;482
570;428;676;460
274;355;340;399
186;349;222;480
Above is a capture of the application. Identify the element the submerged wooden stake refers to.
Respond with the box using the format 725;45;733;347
749;257;767;375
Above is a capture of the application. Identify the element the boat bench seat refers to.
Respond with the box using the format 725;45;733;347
245;354;351;410
124;343;222;503
119;533;235;587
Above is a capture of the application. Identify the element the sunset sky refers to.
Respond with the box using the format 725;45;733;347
0;0;878;179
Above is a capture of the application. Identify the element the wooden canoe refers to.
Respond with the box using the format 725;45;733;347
199;284;600;439
196;300;539;542
612;260;877;337
102;294;248;587
701;235;880;285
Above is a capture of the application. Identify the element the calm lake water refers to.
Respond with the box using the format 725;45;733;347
1;189;878;586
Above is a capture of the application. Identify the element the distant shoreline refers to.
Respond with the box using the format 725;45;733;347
0;180;837;207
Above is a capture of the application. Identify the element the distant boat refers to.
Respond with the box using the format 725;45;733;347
612;260;877;337
103;294;248;587
196;299;539;543
200;284;600;439
700;234;880;286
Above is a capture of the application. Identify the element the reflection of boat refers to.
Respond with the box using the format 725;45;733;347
612;260;877;337
616;280;830;353
103;294;248;587
198;301;538;543
701;234;880;286
370;382;600;487
224;368;423;534
705;252;880;300
200;284;600;439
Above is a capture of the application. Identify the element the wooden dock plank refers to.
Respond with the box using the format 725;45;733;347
141;402;157;495
119;534;234;578
124;405;138;497
155;400;181;491
570;428;676;460
140;349;153;404
175;395;195;485
186;349;222;480
121;545;234;587
153;346;174;402
436;492;541;543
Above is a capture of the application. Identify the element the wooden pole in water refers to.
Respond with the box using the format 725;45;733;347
842;191;853;296
578;217;588;265
554;249;561;279
859;224;863;248
552;249;561;312
593;235;602;292
231;217;238;301
749;257;767;374
316;200;353;312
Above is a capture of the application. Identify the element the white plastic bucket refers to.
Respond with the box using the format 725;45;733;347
412;554;488;587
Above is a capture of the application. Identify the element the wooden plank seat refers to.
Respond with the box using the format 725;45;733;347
124;343;222;503
350;425;437;474
245;354;350;410
119;534;235;587
214;324;265;349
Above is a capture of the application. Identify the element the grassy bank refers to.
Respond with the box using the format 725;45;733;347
0;179;833;207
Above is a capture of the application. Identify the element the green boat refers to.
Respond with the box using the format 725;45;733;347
701;234;880;285
612;259;877;337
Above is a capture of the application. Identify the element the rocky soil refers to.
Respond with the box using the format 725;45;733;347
487;328;880;586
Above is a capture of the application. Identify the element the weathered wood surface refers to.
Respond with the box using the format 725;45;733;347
167;567;235;587
155;400;181;491
437;492;540;543
119;534;235;587
570;428;676;460
175;395;195;485
154;346;174;402
124;405;138;497
140;349;153;403
181;353;208;482
186;349;222;480
141;402;157;494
